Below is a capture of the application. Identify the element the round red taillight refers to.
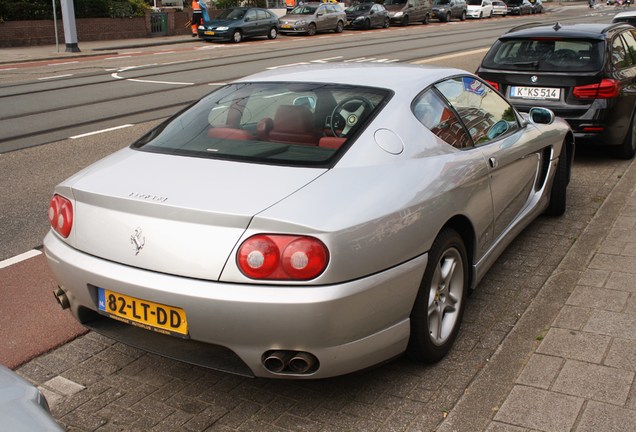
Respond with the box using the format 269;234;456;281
48;195;73;238
237;235;280;279
237;235;329;280
281;238;329;280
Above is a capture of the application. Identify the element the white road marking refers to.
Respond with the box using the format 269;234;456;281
39;74;73;80
127;78;194;85
412;48;490;64
0;67;17;71
208;82;228;86
104;56;131;60
0;250;42;269
70;124;134;139
49;61;78;66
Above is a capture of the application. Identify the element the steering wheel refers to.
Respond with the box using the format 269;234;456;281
330;97;373;137
547;49;578;66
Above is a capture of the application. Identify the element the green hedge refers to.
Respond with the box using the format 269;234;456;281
0;0;150;21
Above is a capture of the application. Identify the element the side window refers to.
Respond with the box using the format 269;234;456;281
256;10;267;20
412;89;472;149
611;35;630;69
620;30;636;66
245;10;257;21
435;76;519;145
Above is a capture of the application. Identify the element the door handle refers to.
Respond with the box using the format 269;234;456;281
489;157;498;168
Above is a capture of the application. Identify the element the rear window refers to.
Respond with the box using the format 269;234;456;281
482;38;604;72
133;82;390;167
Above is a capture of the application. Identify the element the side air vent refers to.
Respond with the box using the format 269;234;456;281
536;146;552;191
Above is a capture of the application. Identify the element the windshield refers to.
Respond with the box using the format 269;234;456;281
346;4;372;11
289;5;318;14
133;83;391;167
433;0;451;5
482;38;604;72
216;8;246;20
384;0;407;5
468;0;482;5
506;0;523;5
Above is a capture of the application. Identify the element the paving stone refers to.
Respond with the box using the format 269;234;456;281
566;285;629;312
552;305;591;330
42;375;86;396
589;253;636;274
604;337;636;371
485;422;533;431
584;309;636;339
515;354;563;390
577;269;610;288
552;359;634;405
577;400;636;432
535;328;611;363
38;385;64;408
607;271;636;292
493;385;583;432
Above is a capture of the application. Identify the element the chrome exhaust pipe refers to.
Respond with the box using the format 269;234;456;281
288;352;315;374
263;351;294;373
53;287;70;310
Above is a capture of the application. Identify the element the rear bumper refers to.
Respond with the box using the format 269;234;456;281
44;232;426;379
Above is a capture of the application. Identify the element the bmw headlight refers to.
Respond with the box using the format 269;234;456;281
216;26;229;31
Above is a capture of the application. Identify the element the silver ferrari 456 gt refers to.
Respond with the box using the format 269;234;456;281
44;64;573;379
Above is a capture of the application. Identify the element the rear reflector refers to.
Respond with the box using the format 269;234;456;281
573;79;620;99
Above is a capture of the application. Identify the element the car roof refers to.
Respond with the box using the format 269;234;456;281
235;63;467;95
501;22;633;40
613;10;636;19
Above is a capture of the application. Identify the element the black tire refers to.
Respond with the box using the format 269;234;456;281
384;17;390;28
479;12;483;18
401;15;409;26
363;18;371;30
423;13;430;24
232;30;242;43
545;143;569;217
408;228;468;363
307;23;317;36
335;20;344;33
267;27;278;40
443;11;451;22
614;111;636;159
460;10;467;21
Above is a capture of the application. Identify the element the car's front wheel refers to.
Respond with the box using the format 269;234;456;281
408;228;468;363
423;13;430;24
307;23;317;36
384;17;390;27
401;15;409;26
335;20;344;33
615;110;636;159
460;10;467;20
268;27;278;39
443;11;451;22
232;30;243;43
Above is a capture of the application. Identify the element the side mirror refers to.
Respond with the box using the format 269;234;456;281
293;96;316;110
528;107;555;125
244;17;251;21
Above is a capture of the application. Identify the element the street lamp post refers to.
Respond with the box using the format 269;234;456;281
60;0;80;52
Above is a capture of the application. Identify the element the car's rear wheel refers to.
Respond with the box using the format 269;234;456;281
268;27;278;39
232;30;243;43
408;228;468;363
545;142;569;216
614;110;636;159
307;23;317;36
335;20;344;33
423;13;430;24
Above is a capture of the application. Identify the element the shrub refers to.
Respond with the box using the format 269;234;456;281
0;0;150;21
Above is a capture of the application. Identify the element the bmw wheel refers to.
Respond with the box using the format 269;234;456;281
268;27;278;39
408;228;468;363
232;30;243;43
614;110;636;159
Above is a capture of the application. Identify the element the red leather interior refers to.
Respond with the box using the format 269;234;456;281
267;105;320;145
208;127;253;140
319;137;346;149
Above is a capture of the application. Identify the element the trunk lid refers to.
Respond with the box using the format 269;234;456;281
62;148;325;280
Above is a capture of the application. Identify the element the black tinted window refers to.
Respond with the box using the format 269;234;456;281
482;38;604;72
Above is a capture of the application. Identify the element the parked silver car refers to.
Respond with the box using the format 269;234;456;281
45;64;572;379
279;2;346;35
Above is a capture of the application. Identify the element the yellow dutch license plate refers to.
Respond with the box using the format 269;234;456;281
204;31;215;35
97;288;188;337
281;24;292;29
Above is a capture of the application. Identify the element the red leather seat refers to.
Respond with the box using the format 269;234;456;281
319;137;346;149
266;105;320;146
208;127;253;140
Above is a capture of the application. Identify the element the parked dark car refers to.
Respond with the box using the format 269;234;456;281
345;2;390;29
476;22;636;159
199;7;280;43
530;0;544;13
432;0;467;22
505;0;533;15
384;0;432;26
279;2;346;36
